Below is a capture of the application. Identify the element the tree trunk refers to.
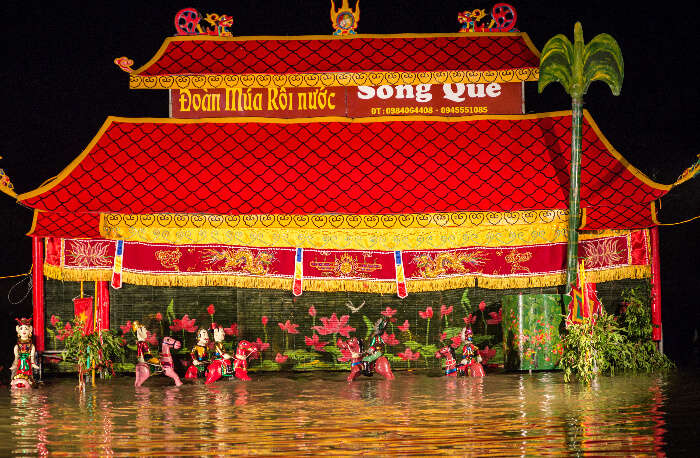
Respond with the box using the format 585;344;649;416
566;99;584;291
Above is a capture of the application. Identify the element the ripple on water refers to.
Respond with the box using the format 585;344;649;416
0;371;690;455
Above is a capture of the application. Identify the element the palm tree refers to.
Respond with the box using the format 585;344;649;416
538;22;624;292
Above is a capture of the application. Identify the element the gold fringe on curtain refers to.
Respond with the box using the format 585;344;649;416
43;263;651;293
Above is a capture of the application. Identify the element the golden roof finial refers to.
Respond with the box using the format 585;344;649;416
330;0;359;35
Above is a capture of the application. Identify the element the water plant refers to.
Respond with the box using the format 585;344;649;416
562;288;673;384
61;320;125;388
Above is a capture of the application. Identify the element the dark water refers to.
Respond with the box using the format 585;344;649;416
1;370;698;456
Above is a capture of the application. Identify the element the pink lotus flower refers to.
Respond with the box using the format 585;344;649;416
146;330;158;346
313;313;356;338
487;308;503;325
207;304;215;316
304;334;329;351
180;315;198;333
418;306;433;319
478;346;497;364
275;353;288;363
224;323;239;336
440;304;453;317
398;320;410;332
463;314;477;325
155;312;163;321
478;301;486;312
278;320;300;334
451;335;462;348
261;316;268;326
120;321;132;334
381;306;397;318
398;348;420;361
254;338;270;352
382;332;400;345
169;318;182;332
308;305;317;317
50;315;60;327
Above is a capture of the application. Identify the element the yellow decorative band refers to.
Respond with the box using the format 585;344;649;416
129;68;539;90
101;209;568;232
101;223;572;251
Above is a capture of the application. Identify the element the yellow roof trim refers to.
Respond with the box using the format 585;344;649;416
26;210;39;236
651;201;660;225
582;110;671;191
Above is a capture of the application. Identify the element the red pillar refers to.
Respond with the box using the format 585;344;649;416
649;227;662;341
95;281;110;331
32;236;45;352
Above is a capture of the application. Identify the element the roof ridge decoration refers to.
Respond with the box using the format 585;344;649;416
331;0;359;35
174;8;234;37
0;166;17;198
458;3;517;33
126;32;541;90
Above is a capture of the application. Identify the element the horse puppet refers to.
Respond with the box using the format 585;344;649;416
337;337;394;382
135;336;183;387
229;340;259;381
436;344;485;377
435;345;460;376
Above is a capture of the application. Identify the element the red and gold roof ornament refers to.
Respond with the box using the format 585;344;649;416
331;0;360;35
0;165;16;198
458;3;517;33
174;8;233;37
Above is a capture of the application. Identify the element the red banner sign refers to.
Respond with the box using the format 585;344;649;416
170;83;522;119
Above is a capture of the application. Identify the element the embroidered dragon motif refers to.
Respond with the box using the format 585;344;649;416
414;251;485;278
202;248;274;275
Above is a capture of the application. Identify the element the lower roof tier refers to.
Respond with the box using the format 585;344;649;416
18;111;669;221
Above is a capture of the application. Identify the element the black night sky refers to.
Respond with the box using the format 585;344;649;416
1;1;698;367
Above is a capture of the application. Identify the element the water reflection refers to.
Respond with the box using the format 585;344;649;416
0;371;689;455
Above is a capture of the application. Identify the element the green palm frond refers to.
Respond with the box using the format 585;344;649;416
538;34;574;95
582;33;624;95
539;22;624;99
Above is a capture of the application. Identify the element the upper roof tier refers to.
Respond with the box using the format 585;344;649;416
128;33;541;90
18;111;669;231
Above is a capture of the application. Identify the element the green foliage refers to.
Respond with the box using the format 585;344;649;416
362;315;373;339
165;299;176;324
460;289;471;314
403;340;422;351
618;288;674;372
562;288;673;384
620;288;652;341
61;320;125;379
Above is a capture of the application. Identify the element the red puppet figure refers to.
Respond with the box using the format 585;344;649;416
232;340;259;381
205;325;234;384
459;327;485;377
185;328;210;379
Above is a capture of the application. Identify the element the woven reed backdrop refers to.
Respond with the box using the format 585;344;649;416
42;279;649;372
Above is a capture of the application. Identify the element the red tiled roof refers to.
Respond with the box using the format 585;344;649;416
18;111;669;229
133;33;539;77
28;211;101;238
581;203;656;231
